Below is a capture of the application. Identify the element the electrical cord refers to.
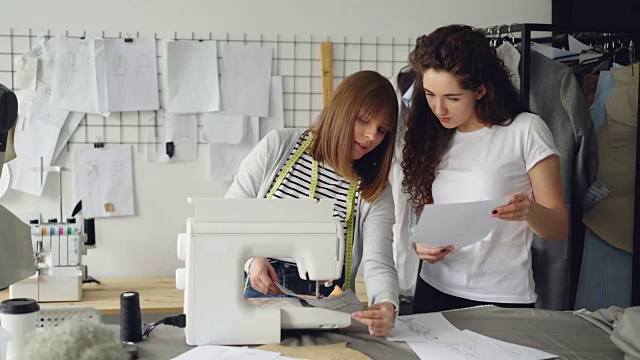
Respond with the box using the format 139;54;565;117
142;314;186;338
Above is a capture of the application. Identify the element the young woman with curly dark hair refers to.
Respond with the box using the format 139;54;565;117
402;25;569;313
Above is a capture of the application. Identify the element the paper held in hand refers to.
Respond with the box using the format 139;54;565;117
410;199;508;249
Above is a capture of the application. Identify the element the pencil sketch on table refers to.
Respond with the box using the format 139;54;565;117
386;312;471;344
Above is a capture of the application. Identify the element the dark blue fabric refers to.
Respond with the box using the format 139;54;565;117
244;260;344;298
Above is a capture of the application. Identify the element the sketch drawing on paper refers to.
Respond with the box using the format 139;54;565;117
87;161;100;197
397;317;438;340
62;52;76;85
447;344;480;359
504;347;522;359
112;161;124;196
113;53;126;76
136;54;153;76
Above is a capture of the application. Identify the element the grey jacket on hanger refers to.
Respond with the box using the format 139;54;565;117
498;43;603;310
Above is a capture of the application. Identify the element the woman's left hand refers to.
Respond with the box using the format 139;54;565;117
492;192;533;221
351;302;396;337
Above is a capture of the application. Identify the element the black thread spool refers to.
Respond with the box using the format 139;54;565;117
120;291;142;343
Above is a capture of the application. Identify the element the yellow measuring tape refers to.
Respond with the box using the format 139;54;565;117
264;134;358;290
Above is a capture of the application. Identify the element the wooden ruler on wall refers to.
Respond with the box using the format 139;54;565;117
320;42;333;106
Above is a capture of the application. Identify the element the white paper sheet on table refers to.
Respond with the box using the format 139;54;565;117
201;113;245;144
407;340;524;360
386;312;471;344
171;345;281;360
74;144;134;217
103;38;159;112
165;40;220;113
52;35;109;116
14;56;37;90
259;76;284;139
462;330;556;360
209;116;259;182
410;199;507;249
10;117;61;196
219;42;272;117
147;110;198;163
53;112;85;162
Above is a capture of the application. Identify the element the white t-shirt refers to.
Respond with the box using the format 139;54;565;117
420;112;559;303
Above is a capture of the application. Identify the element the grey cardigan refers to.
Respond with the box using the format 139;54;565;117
225;128;400;308
498;43;602;310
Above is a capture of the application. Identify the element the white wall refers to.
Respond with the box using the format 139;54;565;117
1;0;552;278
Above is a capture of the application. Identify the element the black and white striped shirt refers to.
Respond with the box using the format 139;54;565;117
268;134;359;251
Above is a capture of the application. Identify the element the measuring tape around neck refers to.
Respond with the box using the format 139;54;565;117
267;134;358;290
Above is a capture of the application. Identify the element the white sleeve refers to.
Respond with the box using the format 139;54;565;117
525;115;560;172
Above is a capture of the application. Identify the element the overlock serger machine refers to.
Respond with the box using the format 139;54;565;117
175;198;352;346
9;217;89;302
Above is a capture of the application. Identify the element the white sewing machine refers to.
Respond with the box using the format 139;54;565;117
9;218;87;302
175;197;352;346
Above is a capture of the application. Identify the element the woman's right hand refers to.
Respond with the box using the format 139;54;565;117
248;258;284;295
414;243;454;264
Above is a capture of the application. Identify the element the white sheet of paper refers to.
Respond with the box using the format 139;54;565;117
10;117;61;196
24;37;57;86
462;331;556;360
411;199;507;249
53;112;85;162
219;43;272;117
407;340;522;360
74;144;134;217
28;81;69;128
171;345;281;360
166;41;220;113
201;113;245;144
147;110;198;163
209;116;259;182
386;312;471;344
14;56;38;90
103;38;159;112
260;76;284;139
52;35;109;115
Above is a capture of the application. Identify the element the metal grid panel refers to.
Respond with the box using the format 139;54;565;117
0;28;414;152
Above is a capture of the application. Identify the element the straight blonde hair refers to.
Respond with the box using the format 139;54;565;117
308;70;398;202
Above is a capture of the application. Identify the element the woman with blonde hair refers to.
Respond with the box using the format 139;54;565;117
226;70;400;336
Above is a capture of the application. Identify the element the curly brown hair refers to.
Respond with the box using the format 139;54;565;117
402;25;525;211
